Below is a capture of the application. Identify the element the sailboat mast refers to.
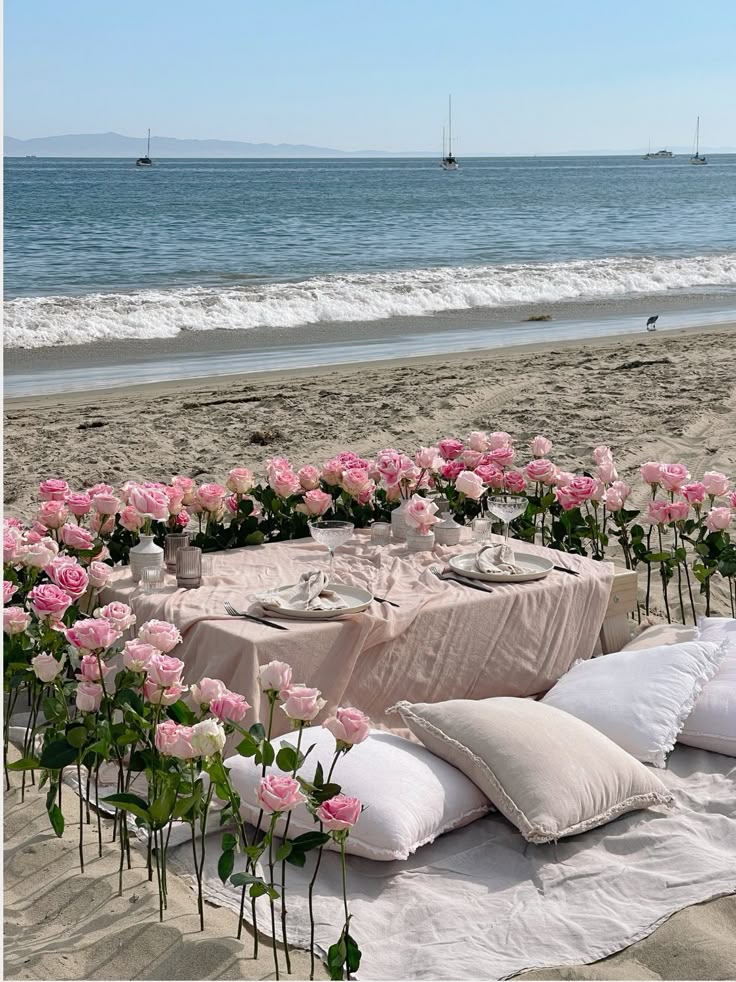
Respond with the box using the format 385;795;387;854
147;128;151;156
695;116;699;155
448;95;452;155
442;126;446;159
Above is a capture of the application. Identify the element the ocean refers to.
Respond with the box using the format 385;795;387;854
4;156;736;390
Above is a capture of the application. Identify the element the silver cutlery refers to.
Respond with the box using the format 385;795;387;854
374;595;400;608
223;601;289;631
429;565;495;594
552;565;580;576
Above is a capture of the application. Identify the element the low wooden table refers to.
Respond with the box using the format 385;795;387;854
599;569;638;653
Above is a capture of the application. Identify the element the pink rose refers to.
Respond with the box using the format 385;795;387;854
529;435;552;457
95;601;136;631
47;559;89;600
165;487;185;515
487;446;516;468
296;489;333;517
404;494;440;534
119;505;145;532
555;471;576;487
322;706;371;746
3;526;24;564
270;469;302;499
524;458;556;484
461;450;482;468
440;460;465;481
65;492;92;516
21;536;59;569
259;660;292;693
122;640;157;672
341;467;371;497
322;457;345;486
504;470;527;494
595;460;618;484
197;483;228;512
155;720;198;759
730;491;736;510
437;438;464;461
468;431;490;452
455;470;485;500
296;465;321;491
488;431;513;450
130;487;169;522
31;651;65;683
29;583;73;620
92;493;120;515
90;513;115;536
702;471;730;498
257;774;306;814
280;685;326;722
38;478;69;501
76;681;104;713
87;482;115;498
172;475;197;505
645;499;671;526
66;617;121;651
210;691;250;723
76;653;114;683
37;500;68;530
4;606;31;635
604;486;624;511
315;794;362;832
138;619;182;652
88;561;112;590
415;446;441;468
190;676;228;707
705;507;732;532
682;482;706;505
474;463;505;489
60;523;95;550
143;679;187;706
592;445;614;465
147;653;185;687
659;463;691;493
555;487;579;511
4;580;17;604
668;501;690;522
611;480;632;503
567;476;598;503
223;467;253;496
640;461;663;486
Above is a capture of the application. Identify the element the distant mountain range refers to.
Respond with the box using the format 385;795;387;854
4;132;433;158
5;132;736;158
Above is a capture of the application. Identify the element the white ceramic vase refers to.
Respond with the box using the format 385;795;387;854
391;500;410;541
129;534;164;583
406;530;436;553
434;512;463;547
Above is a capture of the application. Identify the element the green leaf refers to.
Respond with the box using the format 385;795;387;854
218;848;235;883
6;756;40;771
345;933;362;973
102;792;151;822
311;782;342;804
115;687;145;715
230;872;264;888
249;722;266;742
48;802;64;838
172;795;197;820
285;849;306;868
275;841;292;862
314;761;324;787
236;736;258;758
221;832;238;851
291;830;330;851
39;739;79;770
275;745;301;773
259;740;275;767
167;699;197;726
327;939;348;980
149;787;177;826
249;882;267;898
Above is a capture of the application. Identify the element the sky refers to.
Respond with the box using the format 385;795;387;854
4;0;736;154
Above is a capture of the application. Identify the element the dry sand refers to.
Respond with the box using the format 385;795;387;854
4;766;735;981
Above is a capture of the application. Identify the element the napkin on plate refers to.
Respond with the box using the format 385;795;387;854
256;571;348;611
476;543;527;575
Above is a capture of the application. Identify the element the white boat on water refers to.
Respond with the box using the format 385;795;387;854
440;96;459;171
642;143;674;159
690;116;707;165
136;129;153;167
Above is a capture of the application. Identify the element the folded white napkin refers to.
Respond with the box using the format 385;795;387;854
257;571;349;611
476;543;527;575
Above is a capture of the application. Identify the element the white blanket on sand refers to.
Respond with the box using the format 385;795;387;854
165;746;736;980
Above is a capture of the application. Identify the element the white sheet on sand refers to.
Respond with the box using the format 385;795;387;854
165;747;736;981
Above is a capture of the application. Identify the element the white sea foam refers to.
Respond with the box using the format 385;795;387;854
5;254;736;349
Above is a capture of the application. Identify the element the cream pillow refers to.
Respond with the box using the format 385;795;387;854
388;697;672;844
225;726;490;861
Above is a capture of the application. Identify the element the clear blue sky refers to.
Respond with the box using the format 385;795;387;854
4;0;735;153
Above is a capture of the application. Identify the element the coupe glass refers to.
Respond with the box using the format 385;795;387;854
486;495;528;544
308;520;354;576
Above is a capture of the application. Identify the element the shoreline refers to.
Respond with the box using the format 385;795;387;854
5;293;736;399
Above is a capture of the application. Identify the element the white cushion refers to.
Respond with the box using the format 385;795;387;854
678;617;736;756
224;727;490;861
388;697;672;844
542;640;727;766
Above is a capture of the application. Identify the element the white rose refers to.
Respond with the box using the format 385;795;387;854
190;718;226;757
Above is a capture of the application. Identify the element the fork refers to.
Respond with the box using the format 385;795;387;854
373;595;400;608
223;601;289;631
429;565;495;594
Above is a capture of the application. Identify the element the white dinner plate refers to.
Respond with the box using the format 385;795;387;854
257;582;373;620
448;551;554;583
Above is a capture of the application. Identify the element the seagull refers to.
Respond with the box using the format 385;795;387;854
646;315;659;332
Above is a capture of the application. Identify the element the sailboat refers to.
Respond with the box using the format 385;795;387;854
440;96;459;171
690;117;707;165
136;129;153;167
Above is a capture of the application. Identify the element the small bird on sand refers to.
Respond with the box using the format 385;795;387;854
646;315;659;332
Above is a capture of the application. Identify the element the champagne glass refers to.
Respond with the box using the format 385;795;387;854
486;495;528;544
308;520;354;578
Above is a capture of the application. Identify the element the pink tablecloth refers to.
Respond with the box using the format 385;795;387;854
104;532;614;736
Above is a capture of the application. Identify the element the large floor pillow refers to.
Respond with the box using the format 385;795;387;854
225;726;490;860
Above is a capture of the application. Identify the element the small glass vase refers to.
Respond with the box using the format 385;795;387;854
391;500;410;541
434;512;462;547
164;531;191;572
406;529;435;553
129;534;164;583
176;546;202;589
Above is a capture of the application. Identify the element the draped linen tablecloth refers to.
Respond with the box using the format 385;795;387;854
104;532;614;736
